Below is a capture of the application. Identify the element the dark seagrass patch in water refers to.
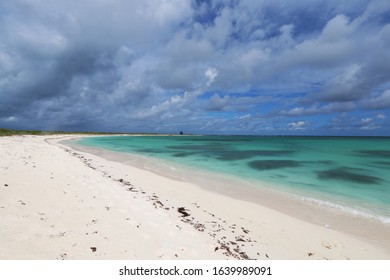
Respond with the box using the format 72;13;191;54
317;168;381;184
248;160;301;170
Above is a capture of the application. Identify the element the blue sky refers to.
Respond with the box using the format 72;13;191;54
0;0;389;135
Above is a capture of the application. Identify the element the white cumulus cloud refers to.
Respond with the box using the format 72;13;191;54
287;121;307;131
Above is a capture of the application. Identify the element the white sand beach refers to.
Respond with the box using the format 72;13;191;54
1;135;389;260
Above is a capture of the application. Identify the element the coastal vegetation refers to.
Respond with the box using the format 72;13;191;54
0;128;43;136
0;128;115;136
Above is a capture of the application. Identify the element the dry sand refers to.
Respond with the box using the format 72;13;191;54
1;135;389;260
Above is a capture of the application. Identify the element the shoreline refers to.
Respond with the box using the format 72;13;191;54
1;134;390;259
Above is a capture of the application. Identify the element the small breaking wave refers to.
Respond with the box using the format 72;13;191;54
296;195;390;225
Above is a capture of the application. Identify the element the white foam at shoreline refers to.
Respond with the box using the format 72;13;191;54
296;195;390;224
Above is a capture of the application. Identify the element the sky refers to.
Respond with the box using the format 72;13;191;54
0;0;390;135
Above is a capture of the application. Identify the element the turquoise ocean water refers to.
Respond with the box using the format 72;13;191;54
77;135;390;223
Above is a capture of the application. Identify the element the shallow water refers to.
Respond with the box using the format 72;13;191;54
77;135;390;223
